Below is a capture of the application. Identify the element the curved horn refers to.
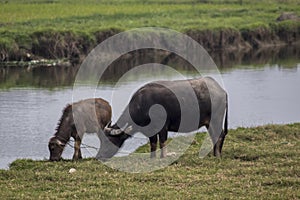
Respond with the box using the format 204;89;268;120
119;123;132;134
56;139;65;147
124;125;133;134
49;137;65;146
120;123;128;131
104;121;112;132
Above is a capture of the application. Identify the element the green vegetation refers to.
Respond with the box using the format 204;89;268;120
1;0;299;32
0;123;299;199
0;0;299;56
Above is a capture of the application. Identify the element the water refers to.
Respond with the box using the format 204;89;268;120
0;48;299;169
224;65;300;127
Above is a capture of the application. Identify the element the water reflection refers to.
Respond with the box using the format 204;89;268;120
0;65;77;89
0;45;299;89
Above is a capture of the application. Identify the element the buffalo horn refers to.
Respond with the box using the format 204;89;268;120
120;123;129;131
104;121;112;132
56;139;65;146
124;125;133;134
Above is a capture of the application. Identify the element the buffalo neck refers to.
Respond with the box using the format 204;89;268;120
54;105;73;144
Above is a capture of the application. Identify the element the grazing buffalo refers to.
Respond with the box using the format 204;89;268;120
100;77;228;160
48;98;112;161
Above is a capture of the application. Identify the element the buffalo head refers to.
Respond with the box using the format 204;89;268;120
97;122;132;161
48;137;66;161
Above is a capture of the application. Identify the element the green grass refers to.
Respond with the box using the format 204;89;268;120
0;0;299;48
0;0;299;62
0;123;299;199
1;0;299;31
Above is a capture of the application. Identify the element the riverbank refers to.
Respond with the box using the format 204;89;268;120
1;44;299;90
1;0;299;62
0;123;299;199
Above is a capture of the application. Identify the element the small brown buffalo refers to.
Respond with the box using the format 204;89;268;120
48;98;111;161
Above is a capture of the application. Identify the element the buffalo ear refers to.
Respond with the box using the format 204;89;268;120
124;125;133;134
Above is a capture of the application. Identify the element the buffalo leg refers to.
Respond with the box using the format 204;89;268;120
159;129;168;158
73;137;82;160
206;124;222;157
206;103;226;157
216;105;228;156
149;135;158;158
215;127;228;155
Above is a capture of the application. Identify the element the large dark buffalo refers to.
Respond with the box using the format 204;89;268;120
100;77;228;160
48;98;111;161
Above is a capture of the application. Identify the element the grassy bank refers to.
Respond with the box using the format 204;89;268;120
1;0;299;33
0;0;299;61
0;123;299;199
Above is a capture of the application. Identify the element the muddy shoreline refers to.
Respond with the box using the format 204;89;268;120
0;27;299;63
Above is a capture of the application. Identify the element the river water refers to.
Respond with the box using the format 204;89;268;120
0;47;299;169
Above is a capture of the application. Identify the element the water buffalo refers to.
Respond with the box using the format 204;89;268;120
48;98;112;161
100;77;228;160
